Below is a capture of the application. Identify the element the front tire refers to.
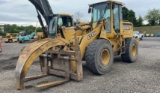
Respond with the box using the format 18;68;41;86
19;41;22;43
85;39;114;75
121;38;138;63
19;40;24;43
140;36;143;40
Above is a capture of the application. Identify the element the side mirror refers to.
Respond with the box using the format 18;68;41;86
88;7;92;13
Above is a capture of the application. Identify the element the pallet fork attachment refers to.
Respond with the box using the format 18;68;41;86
15;34;83;90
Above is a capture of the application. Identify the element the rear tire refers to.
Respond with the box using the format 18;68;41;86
9;39;12;43
140;36;143;40
19;40;24;43
19;41;22;43
121;38;138;63
85;39;114;75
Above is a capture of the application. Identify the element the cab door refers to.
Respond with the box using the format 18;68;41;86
113;4;122;33
106;3;122;37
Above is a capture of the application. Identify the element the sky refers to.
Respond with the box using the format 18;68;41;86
0;0;159;26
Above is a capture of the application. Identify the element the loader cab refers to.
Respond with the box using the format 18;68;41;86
29;0;74;38
89;1;123;34
48;14;73;38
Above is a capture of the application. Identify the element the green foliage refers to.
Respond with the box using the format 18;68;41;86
122;7;137;26
24;25;35;34
0;29;4;36
0;30;5;36
136;16;143;27
128;10;137;26
36;27;43;32
122;7;143;27
122;7;129;20
145;9;160;26
3;24;42;34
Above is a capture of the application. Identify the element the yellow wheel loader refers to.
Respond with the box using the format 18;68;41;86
15;0;138;90
2;33;18;43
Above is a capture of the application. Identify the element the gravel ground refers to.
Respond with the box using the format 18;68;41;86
0;43;28;60
0;37;160;93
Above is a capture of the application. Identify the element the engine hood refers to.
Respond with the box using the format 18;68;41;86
29;0;54;22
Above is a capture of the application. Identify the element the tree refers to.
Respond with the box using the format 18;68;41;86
137;16;143;27
122;7;129;20
0;29;5;36
36;27;43;32
73;11;83;22
145;9;160;26
25;25;35;34
4;24;12;32
128;10;137;26
122;7;137;26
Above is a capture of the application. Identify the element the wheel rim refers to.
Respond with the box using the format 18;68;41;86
132;44;136;57
101;49;110;65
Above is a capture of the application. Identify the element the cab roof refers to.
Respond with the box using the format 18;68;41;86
89;0;123;6
58;14;72;17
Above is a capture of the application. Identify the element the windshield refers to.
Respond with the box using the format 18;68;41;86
48;16;57;37
92;3;110;22
134;31;139;34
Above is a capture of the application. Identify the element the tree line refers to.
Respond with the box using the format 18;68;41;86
123;7;160;27
0;24;42;36
122;7;143;27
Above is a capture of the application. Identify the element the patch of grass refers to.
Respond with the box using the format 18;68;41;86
134;26;160;35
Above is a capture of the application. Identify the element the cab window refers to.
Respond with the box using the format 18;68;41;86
58;16;73;27
113;4;122;33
